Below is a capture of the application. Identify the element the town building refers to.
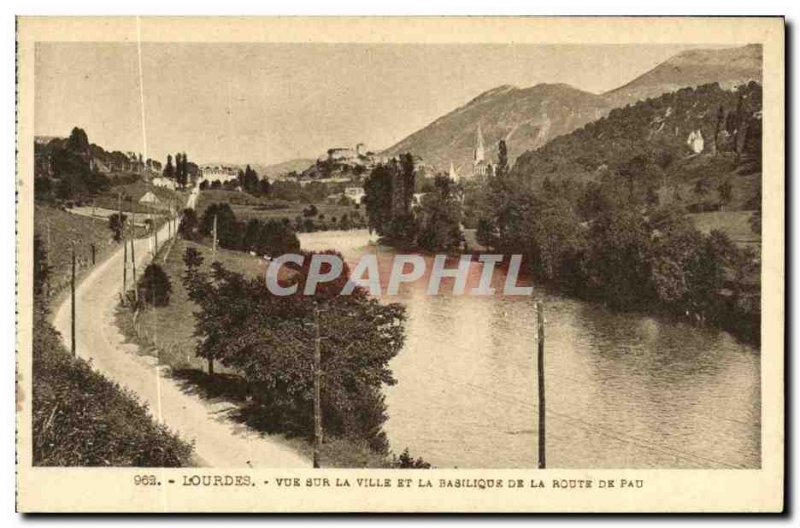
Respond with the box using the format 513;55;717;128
687;130;705;154
344;186;365;203
199;165;239;185
139;191;164;209
151;176;177;190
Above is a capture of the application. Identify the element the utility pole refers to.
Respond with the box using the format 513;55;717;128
123;226;128;294
536;301;546;469
71;243;76;357
212;214;218;253
131;208;137;301
313;306;323;469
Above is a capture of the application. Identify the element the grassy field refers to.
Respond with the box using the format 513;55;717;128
34;204;162;297
196;189;363;226
88;181;187;214
35;205;144;296
116;238;266;372
688;210;760;249
114;237;394;467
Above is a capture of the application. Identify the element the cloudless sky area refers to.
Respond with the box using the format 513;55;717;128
35;42;702;166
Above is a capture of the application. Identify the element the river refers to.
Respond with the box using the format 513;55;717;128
299;229;761;469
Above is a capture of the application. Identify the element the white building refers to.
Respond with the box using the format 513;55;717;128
139;191;163;208
344;186;365;203
687;130;705;154
151;176;176;190
200;165;239;185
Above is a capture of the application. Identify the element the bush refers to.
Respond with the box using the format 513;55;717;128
138;263;172;306
391;448;432;469
178;208;199;240
108;213;127;243
32;312;193;466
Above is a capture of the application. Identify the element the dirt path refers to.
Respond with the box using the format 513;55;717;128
52;189;309;468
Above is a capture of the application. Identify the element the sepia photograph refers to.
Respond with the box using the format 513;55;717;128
14;16;785;513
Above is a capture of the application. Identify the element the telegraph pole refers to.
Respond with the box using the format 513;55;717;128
152;203;158;255
123;225;128;294
313;306;323;469
536;301;546;469
131;207;137;300
71;243;76;357
212;214;218;253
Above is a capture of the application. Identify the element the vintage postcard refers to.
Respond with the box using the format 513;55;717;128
16;16;784;512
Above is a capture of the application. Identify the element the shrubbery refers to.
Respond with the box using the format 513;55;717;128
178;208;199;240
32;310;193;466
138;263;172;307
200;202;300;256
108;212;127;243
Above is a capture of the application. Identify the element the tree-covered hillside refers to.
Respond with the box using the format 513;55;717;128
512;82;762;202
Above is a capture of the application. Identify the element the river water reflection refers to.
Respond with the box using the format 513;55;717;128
299;230;761;469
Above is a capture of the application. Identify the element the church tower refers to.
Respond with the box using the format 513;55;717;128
449;161;459;182
473;125;487;177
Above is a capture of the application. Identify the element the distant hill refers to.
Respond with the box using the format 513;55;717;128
603;44;762;108
253;158;316;179
380;44;762;173
382;84;609;173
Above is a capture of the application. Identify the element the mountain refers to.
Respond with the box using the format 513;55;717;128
382;84;609;174
602;44;762;108
381;44;762;174
254;158;316;179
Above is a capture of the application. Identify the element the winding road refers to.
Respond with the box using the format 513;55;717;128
52;188;309;468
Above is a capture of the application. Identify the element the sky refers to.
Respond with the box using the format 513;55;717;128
34;42;702;167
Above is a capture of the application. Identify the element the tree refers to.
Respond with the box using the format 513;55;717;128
363;164;393;235
399;153;416;215
185;257;407;449
241;165;259;194
416;175;463;252
66;127;90;155
201;202;239;249
693;178;710;200
496;140;509;179
174;153;188;188
183;246;204;272
178;208;199;240
108;213;127;243
33;234;50;299
138;263;172;307
717;180;733;211
164;154;175;180
181;152;189;187
258;178;271;196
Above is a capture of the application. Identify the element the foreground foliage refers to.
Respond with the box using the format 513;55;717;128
184;248;407;454
32;310;193;466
